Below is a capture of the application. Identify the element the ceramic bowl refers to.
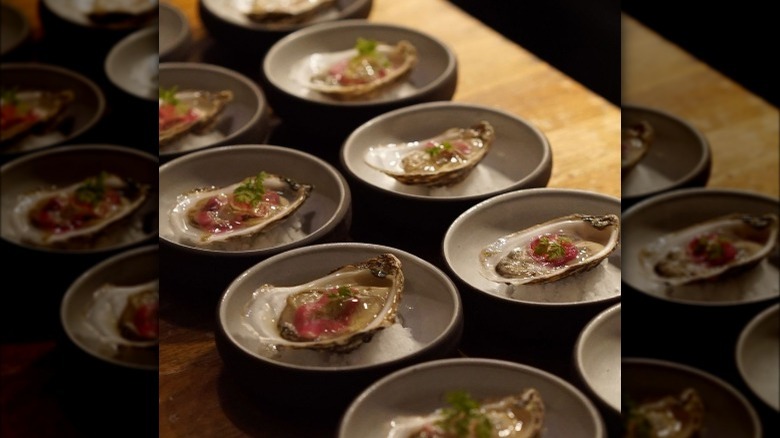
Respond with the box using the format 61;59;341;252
623;358;762;437
443;188;621;341
338;357;606;437
261;19;457;139
158;62;272;160
105;26;158;101
0;63;106;158
215;242;463;411
736;303;779;411
199;0;373;54
622;104;711;208
1;2;31;57
60;244;158;371
159;2;192;62
41;0;157;31
574;302;621;416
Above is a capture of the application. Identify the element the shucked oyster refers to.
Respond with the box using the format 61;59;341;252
159;86;233;147
1;88;74;146
480;214;621;285
388;389;545;438
12;171;149;247
621;120;653;175
245;0;336;24
365;121;495;187
624;388;704;438
306;37;418;100
169;171;312;245
243;253;404;353
84;280;159;353
639;213;779;287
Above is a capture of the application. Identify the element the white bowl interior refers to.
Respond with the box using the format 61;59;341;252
622;188;779;305
443;188;622;305
158;144;349;254
105;26;158;100
339;358;605;438
159;2;190;58
60;244;158;370
219;243;461;370
264;19;454;105
202;0;370;30
342;102;551;200
736;303;779;411
575;303;621;412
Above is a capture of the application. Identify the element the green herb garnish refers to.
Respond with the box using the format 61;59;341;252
159;86;179;106
328;285;355;300
426;141;454;158
435;391;492;438
75;172;108;206
232;172;268;208
533;235;573;261
1;87;19;105
355;37;378;56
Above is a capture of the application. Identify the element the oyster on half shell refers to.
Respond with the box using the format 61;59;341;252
242;253;404;353
624;388;704;438
621;120;653;175
1;88;75;146
84;280;159;353
306;37;418;100
169;171;312;245
159;87;233;147
479;214;621;285
388;389;545;438
639;213;779;287
365;121;495;187
245;0;336;24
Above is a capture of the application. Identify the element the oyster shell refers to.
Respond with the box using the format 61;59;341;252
479;214;621;285
87;0;158;26
242;253;404;353
159;87;233;147
621;120;653;174
169;171;312;245
245;0;336;24
364;121;495;187
84;280;159;352
306;37;418;100
388;389;545;438
12;171;150;246
1;88;74;146
624;388;704;438
639;213;779;287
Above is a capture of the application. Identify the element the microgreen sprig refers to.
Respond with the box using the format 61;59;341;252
232;171;268;208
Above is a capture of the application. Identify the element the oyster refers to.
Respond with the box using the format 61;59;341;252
169;171;312;245
639;213;779;287
1;88;74;146
365;121;495;187
243;253;404;353
159;86;233;147
245;0;336;24
12;171;149;247
621;120;653;174
388;389;545;438
307;37;418;100
87;0;158;26
624;388;704;438
84;280;159;352
479;214;621;285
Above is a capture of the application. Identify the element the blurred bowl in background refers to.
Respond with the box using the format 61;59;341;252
105;26;158;101
574;302;621;418
1;2;31;57
159;1;192;62
736;303;779;411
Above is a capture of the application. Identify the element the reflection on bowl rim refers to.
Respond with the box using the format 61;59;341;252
159;2;191;59
217;241;463;371
60;243;158;371
574;302;621;413
105;26;158;100
263;18;457;108
341;100;552;202
735;302;780;411
1;3;31;56
201;0;374;32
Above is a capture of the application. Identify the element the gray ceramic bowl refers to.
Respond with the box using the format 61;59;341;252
159;2;192;62
574;302;621;415
60;244;158;371
622;104;711;208
0;144;158;254
0;63;106;157
736;303;779;411
158;62;271;159
105;26;158;101
339;357;605;437
261;19;457;138
1;3;30;56
215;242;464;410
623;358;762;437
622;188;779;306
443;188;621;341
200;0;372;53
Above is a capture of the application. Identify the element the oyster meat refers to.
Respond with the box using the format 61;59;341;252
639;213;779;287
621;120;653;174
365;121;495;187
479;214;621;285
306;37;418;100
87;0;158;26
243;253;404;353
388;389;545;438
1;88;74;146
624;388;704;438
12;171;149;246
159;86;233;147
169;171;312;245
245;0;336;24
84;280;159;353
